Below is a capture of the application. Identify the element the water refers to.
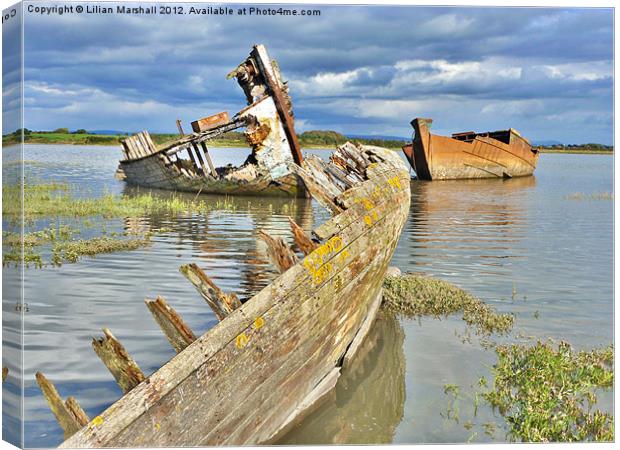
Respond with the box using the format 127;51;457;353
2;145;613;447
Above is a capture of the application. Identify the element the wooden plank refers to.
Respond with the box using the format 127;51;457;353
200;142;218;177
138;131;156;155
145;296;196;353
65;396;90;426
258;230;298;273
341;288;383;368
179;263;242;320
289;163;342;214
185;146;202;175
191;112;230;133
35;372;83;439
92;328;145;394
144;132;158;153
191;142;211;177
254;45;303;165
288;217;318;256
176;119;185;136
120;141;131;160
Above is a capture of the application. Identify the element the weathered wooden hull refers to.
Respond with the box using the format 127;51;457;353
119;153;304;197
403;118;539;180
117;44;306;198
59;144;411;447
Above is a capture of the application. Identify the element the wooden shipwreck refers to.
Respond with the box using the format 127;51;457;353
403;118;539;180
37;142;411;447
116;44;306;197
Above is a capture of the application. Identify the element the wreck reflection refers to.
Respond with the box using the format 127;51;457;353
392;176;535;275
278;314;406;445
120;185;317;297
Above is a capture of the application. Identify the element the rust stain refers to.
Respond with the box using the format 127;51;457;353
405;117;539;180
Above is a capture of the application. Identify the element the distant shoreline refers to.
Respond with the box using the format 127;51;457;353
2;133;612;155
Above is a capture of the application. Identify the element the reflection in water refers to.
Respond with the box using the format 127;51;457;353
5;146;613;446
279;314;406;445
120;185;317;298
396;176;536;277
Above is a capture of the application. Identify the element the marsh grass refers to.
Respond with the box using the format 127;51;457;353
2;182;238;220
50;236;151;266
564;192;613;201
382;273;514;335
483;341;614;442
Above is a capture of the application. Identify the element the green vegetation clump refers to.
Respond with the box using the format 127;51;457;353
483;341;614;442
382;273;513;335
2;183;236;220
51;236;150;266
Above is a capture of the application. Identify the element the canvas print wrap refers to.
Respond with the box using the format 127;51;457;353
1;1;614;447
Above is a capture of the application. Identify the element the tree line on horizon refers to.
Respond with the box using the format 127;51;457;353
2;128;613;150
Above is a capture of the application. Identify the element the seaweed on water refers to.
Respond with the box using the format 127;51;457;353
382;273;513;335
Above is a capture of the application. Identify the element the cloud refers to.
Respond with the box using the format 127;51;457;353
15;4;614;144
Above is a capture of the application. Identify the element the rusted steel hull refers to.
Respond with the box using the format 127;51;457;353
403;118;539;181
119;151;304;197
57;144;411;447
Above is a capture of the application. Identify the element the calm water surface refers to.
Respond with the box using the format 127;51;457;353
2;145;613;447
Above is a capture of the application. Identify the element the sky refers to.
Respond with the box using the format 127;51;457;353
3;2;615;144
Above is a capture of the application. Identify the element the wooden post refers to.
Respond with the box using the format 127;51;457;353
200;142;218;177
179;264;242;321
92;328;145;394
145;296;196;353
65;396;90;426
185;146;202;175
258;230;298;273
176;119;185;136
35;372;83;439
191;142;211;177
288;217;319;256
254;46;303;165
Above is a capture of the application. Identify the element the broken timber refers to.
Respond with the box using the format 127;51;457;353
258;230;298;273
145;296;197;353
44;142;410;447
116;44;307;197
35;372;86;439
179;263;242;321
92;328;145;394
289;217;319;256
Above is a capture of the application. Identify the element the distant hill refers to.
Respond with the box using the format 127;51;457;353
299;130;407;148
88;130;133;135
347;133;410;141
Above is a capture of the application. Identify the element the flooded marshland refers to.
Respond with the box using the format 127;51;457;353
2;144;613;446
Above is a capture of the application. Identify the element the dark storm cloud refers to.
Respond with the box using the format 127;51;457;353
19;2;613;144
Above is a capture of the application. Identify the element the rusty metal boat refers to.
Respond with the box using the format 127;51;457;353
116;45;306;197
36;142;411;447
402;118;539;180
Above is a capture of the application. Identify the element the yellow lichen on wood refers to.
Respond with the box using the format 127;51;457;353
35;372;83;439
92;328;145;394
145;296;196;353
180;263;242;320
